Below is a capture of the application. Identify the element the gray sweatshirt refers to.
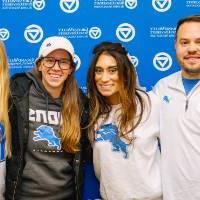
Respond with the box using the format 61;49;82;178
19;71;75;200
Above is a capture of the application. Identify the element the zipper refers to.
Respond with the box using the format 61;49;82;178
12;156;22;200
12;96;25;199
74;156;80;200
185;99;189;111
12;97;20;200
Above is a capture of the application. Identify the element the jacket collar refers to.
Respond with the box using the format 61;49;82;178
167;71;185;92
10;73;32;99
167;70;200;97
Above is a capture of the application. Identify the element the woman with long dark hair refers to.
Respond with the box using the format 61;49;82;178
87;42;162;200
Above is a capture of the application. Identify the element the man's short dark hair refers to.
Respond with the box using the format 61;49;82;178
175;15;200;40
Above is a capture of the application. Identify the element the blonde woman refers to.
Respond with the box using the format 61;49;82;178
6;36;88;200
87;42;162;200
0;41;11;200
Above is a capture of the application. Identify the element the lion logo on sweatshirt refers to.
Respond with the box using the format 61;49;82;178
33;125;61;150
96;123;128;158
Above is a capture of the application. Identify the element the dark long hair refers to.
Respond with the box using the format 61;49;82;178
87;42;148;143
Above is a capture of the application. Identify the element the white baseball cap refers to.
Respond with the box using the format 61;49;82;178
38;36;75;60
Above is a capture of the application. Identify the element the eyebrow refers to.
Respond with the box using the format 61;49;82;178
178;37;200;40
45;57;70;60
95;65;118;68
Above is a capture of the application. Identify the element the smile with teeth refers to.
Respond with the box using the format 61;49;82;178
49;73;61;79
100;84;113;89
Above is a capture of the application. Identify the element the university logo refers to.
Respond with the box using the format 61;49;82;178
152;0;172;12
89;27;102;39
125;0;137;9
116;23;135;42
130;55;139;67
24;24;44;43
96;123;129;158
153;52;172;71
60;0;79;13
74;54;81;71
0;28;10;41
33;125;61;150
33;0;45;11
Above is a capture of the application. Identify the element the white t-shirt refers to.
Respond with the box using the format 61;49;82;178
93;92;162;200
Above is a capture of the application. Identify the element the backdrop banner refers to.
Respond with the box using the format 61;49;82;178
1;0;200;90
1;1;200;199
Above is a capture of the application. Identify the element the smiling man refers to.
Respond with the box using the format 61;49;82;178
153;15;200;200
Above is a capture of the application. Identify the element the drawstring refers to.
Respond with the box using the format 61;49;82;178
45;93;49;125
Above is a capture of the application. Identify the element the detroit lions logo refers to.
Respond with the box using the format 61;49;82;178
96;123;128;158
163;95;170;103
33;125;61;150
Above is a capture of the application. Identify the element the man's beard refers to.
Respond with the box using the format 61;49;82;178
178;58;200;75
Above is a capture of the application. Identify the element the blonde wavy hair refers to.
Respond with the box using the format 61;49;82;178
61;72;81;153
36;55;81;153
0;41;11;157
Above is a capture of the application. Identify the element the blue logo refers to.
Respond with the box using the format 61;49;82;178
0;124;5;161
33;125;61;150
0;28;10;41
129;55;139;67
89;27;102;39
33;0;45;11
60;0;79;13
152;0;172;12
125;0;137;9
74;54;81;71
163;95;170;103
96;123;128;158
24;24;43;43
153;52;172;71
116;23;135;42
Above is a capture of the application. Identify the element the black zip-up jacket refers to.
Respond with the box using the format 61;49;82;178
6;73;89;200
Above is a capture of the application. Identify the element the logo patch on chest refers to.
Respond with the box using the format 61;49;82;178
96;123;129;158
33;125;61;150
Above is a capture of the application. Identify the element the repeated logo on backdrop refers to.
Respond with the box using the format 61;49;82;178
24;25;44;43
60;0;79;13
0;28;10;41
152;0;172;12
33;0;46;11
89;27;102;39
1;0;198;90
153;52;173;71
116;23;135;42
74;54;81;71
130;56;139;67
92;0;138;9
125;0;137;9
